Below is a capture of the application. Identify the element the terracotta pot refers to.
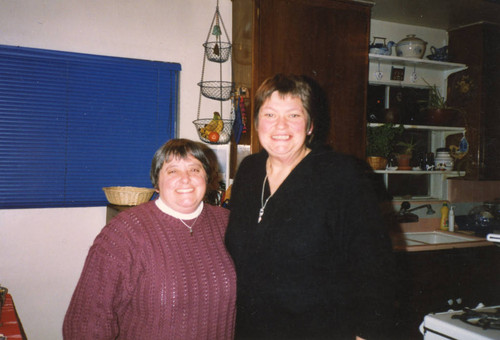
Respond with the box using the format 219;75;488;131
397;154;412;170
424;108;457;126
366;156;388;170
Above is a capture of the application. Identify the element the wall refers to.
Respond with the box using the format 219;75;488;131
0;0;232;339
448;179;500;215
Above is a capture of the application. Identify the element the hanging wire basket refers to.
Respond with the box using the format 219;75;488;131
198;81;233;101
204;42;232;63
193;118;234;144
194;0;234;144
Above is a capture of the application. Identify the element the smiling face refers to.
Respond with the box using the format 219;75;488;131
257;91;311;162
157;155;207;214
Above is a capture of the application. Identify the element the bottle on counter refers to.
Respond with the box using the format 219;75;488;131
440;202;449;231
448;205;455;232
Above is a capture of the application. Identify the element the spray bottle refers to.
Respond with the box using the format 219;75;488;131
440;202;449;231
448;205;455;232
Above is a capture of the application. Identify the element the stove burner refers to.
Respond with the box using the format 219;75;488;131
451;307;500;330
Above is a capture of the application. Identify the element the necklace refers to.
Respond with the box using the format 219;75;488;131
179;215;199;236
258;174;273;223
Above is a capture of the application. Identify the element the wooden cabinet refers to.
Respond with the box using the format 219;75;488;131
231;0;372;172
448;23;500;180
394;246;500;339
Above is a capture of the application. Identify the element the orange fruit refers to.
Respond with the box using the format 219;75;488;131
208;131;220;142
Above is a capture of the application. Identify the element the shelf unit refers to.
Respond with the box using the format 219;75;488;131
368;54;467;89
369;123;465;155
370;123;466;200
367;55;468;200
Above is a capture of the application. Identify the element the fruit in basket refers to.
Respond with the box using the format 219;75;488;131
199;111;224;139
208;131;220;142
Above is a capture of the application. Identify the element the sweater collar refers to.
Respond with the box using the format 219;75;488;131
155;199;204;220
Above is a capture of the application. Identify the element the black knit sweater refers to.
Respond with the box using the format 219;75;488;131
226;147;397;340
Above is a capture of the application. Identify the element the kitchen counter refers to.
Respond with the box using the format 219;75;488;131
390;218;495;252
391;231;493;252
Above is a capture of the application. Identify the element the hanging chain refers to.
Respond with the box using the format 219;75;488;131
196;0;232;121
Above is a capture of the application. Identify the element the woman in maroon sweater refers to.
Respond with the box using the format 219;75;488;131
64;139;236;339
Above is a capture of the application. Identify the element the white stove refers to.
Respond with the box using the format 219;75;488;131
421;305;500;339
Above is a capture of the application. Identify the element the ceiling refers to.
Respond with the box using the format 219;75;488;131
370;0;500;30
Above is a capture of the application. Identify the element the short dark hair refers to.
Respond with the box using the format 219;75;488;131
150;139;220;200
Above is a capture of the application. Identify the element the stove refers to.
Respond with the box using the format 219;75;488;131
421;306;500;339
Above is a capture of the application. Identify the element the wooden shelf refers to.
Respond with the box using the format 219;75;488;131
368;123;465;132
368;54;468;87
369;54;467;73
374;170;463;175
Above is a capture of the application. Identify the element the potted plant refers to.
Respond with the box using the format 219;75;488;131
366;123;404;170
396;137;420;170
420;80;462;126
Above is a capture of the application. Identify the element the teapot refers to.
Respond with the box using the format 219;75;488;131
427;45;448;61
369;37;395;56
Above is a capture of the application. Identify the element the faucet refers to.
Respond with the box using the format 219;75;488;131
397;201;436;223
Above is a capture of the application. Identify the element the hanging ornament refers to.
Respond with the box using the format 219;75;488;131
212;25;222;36
449;131;469;160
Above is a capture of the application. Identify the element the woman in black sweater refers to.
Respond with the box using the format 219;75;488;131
226;74;397;340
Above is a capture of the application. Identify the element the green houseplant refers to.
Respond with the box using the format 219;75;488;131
396;137;420;156
420;80;462;126
396;137;420;170
366;123;404;170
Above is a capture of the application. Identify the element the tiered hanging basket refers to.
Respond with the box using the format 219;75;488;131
193;118;233;144
193;1;234;145
203;42;232;63
197;81;233;101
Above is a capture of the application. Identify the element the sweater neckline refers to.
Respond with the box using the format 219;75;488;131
155;199;204;220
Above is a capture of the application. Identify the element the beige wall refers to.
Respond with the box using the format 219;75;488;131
448;179;500;203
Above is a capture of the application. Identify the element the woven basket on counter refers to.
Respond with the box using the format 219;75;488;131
103;186;156;206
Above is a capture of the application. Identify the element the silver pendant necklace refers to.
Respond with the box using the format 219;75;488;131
258;174;273;223
178;215;199;236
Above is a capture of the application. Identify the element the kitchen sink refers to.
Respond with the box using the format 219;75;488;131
403;231;482;245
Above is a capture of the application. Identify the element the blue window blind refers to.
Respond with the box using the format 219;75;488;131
0;45;180;208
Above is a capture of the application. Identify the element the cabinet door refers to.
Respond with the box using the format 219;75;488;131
448;23;500;180
234;0;371;159
395;246;500;340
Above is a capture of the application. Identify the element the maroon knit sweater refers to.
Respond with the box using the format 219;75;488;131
63;201;236;340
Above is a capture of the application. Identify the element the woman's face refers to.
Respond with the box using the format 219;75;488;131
157;154;207;214
257;91;310;161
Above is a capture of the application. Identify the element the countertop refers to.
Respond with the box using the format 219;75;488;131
391;218;496;252
391;231;494;252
